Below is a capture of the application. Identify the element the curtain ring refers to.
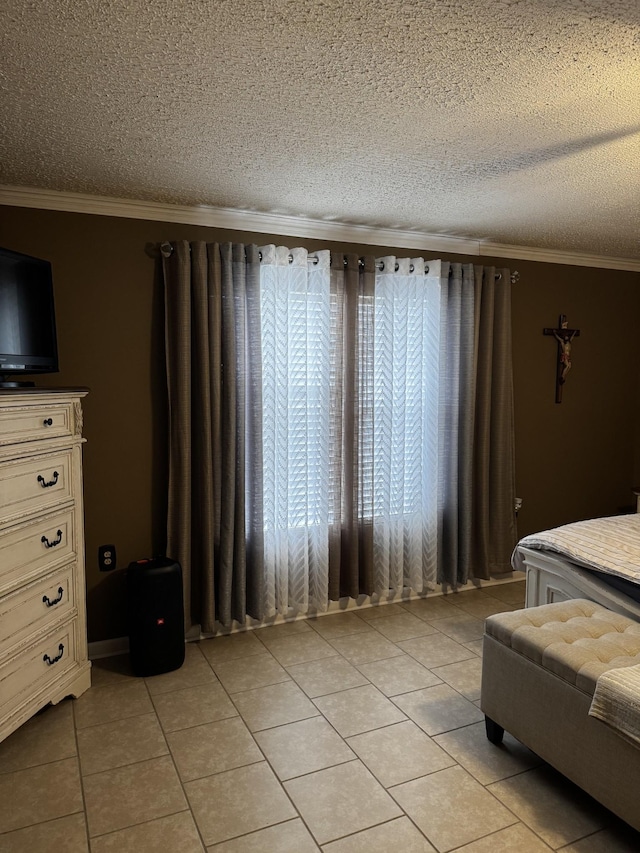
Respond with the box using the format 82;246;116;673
394;262;399;272
343;257;348;267
409;264;414;273
425;265;429;274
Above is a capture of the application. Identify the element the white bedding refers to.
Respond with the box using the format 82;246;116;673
590;663;640;746
512;514;640;585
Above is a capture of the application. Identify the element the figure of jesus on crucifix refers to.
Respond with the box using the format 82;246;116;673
543;314;581;403
553;320;577;384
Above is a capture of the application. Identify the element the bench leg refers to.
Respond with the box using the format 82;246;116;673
485;716;504;745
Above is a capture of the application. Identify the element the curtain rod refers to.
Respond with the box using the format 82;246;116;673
159;243;519;283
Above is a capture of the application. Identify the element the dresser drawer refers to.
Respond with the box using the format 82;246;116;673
0;564;75;657
0;508;75;594
0;403;73;450
0;623;77;720
0;449;73;525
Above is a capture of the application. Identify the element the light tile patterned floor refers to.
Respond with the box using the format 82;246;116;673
1;582;640;852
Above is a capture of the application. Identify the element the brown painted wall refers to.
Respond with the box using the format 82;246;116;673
1;205;639;642
510;261;640;530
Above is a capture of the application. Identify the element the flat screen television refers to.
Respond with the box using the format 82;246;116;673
0;247;59;388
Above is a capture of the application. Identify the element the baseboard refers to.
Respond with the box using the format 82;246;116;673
88;572;525;655
88;636;129;660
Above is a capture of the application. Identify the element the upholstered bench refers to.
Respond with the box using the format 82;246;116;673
481;599;640;830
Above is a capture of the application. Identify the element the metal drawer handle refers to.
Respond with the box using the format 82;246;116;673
43;418;53;426
41;530;63;549
43;587;64;607
43;643;64;666
37;471;59;488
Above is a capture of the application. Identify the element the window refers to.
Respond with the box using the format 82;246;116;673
259;251;440;613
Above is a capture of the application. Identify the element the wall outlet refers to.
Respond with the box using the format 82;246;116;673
98;544;117;571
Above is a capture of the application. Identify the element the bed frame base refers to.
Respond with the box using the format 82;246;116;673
520;546;640;622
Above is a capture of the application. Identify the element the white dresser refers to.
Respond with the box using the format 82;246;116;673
0;389;91;743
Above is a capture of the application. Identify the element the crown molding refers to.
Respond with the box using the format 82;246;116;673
1;185;639;272
0;185;480;255
479;241;640;272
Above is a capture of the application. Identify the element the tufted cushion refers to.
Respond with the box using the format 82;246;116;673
485;599;640;695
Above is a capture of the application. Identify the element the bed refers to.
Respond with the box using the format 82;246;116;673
512;514;640;623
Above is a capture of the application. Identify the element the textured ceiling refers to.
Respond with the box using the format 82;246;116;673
1;0;639;260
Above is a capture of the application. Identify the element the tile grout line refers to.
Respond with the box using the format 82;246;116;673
149;678;210;853
2;584;627;852
71;697;93;849
195;658;322;849
225;623;468;849
222;599;604;853
202;632;437;849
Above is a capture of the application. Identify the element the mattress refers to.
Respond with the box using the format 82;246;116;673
512;514;640;587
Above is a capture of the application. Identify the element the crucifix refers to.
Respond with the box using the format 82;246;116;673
543;314;580;403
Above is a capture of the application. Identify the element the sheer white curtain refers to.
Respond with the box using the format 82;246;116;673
259;246;332;616
372;257;441;594
259;248;442;616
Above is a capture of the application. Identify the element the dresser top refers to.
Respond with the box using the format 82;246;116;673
0;388;89;398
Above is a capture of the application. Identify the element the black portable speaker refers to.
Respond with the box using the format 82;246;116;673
126;557;185;677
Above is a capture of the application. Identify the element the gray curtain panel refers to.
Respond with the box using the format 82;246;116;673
327;254;376;601
162;241;264;632
471;264;518;577
437;262;477;586
437;262;517;586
